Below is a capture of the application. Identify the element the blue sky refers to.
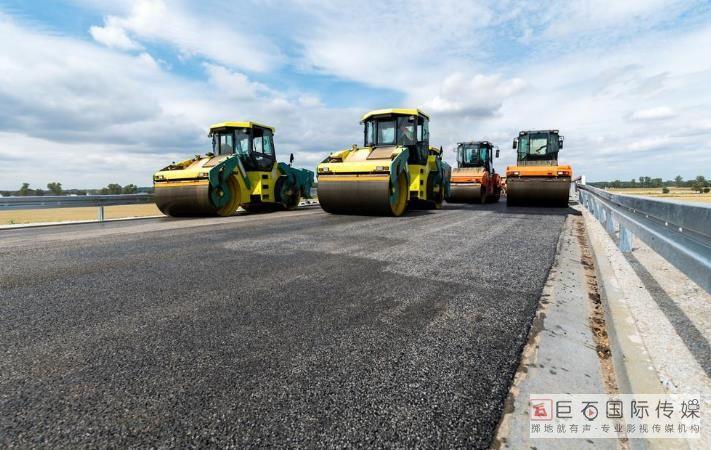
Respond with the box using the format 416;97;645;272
1;0;710;189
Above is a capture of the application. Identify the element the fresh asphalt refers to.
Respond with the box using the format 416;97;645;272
0;202;571;448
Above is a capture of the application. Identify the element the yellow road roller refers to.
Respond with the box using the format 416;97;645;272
506;130;572;207
316;109;448;216
153;122;314;216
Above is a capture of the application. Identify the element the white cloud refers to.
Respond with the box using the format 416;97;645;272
517;0;701;45
296;0;493;89
0;12;357;188
203;64;272;100
421;73;526;117
89;19;140;50
89;0;283;73
631;107;677;121
627;136;672;151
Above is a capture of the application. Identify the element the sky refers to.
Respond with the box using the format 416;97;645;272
1;0;711;189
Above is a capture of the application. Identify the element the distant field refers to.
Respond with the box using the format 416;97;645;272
607;187;711;203
0;204;163;225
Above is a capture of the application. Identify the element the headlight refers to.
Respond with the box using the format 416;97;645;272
153;174;165;181
198;172;209;178
557;171;566;176
512;171;520;176
375;166;388;171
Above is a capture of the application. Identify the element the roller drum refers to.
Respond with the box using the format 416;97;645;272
318;174;407;216
154;183;220;216
448;183;483;203
506;177;570;207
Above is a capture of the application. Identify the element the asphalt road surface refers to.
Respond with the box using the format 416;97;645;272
0;202;571;448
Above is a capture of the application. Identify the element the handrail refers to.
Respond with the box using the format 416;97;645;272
0;192;320;224
577;184;711;294
0;194;153;210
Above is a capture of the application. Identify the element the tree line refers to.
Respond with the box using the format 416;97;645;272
589;175;710;193
0;182;153;197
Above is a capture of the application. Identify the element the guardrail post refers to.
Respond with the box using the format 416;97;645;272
605;210;616;234
594;201;603;221
619;224;633;252
97;206;105;222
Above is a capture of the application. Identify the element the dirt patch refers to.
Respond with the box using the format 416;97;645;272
574;216;618;393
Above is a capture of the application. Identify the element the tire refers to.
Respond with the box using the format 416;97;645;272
276;177;301;210
425;173;444;209
216;175;241;216
388;171;409;216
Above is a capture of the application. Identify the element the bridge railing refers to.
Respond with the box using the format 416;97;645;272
0;192;320;223
0;194;155;222
577;184;711;294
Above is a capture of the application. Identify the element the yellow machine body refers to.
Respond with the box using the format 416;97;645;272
316;109;447;216
153;122;314;216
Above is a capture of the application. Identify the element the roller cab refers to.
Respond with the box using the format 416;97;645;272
506;130;572;207
448;141;501;204
317;109;448;216
153;122;314;217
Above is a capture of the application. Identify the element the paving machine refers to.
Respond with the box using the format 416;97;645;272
317;109;448;216
447;141;502;203
506;130;572;207
153;122;314;216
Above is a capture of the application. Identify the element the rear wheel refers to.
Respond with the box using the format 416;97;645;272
276;177;301;210
425;173;444;209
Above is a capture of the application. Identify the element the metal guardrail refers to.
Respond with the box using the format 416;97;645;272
577;184;711;294
0;194;154;221
0;193;320;223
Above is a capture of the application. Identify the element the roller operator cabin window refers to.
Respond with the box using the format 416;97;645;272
252;130;263;154
365;121;375;146
236;130;250;156
466;147;476;164
251;128;275;170
397;116;416;145
378;120;396;145
479;148;488;165
218;133;234;155
263;130;275;158
530;135;548;156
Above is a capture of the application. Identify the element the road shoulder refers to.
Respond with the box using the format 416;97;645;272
493;211;620;449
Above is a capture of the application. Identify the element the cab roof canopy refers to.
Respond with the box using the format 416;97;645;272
458;141;492;146
361;108;430;122
209;121;275;133
519;129;559;135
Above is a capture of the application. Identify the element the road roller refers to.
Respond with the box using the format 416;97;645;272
316;109;448;216
506;130;572;207
153;122;314;216
447;141;502;204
